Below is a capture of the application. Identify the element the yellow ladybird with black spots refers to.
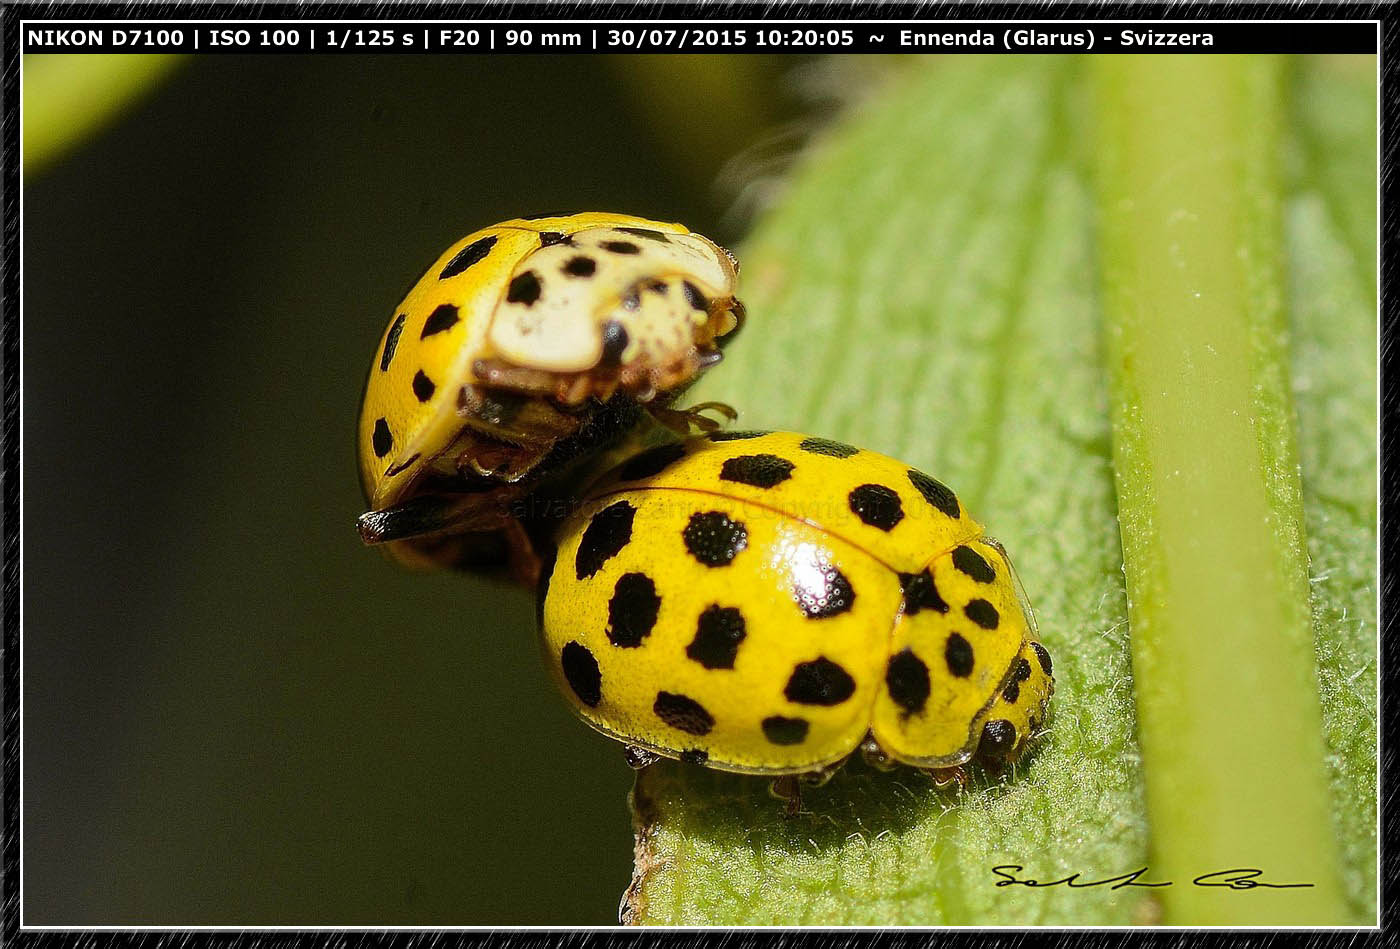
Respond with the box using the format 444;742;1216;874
356;212;743;577
538;431;1053;796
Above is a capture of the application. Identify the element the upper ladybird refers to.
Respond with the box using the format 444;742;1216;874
356;212;744;577
538;431;1054;805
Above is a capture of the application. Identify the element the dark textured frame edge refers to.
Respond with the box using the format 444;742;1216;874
0;1;1392;945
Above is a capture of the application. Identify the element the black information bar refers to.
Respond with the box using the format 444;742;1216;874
19;20;1380;55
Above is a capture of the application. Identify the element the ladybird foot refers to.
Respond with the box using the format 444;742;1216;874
769;776;804;818
650;401;739;435
923;766;969;792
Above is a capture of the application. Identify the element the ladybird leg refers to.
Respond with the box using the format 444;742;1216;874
685;401;739;422
499;516;544;589
922;766;969;792
458;438;552;483
800;759;845;788
648;401;739;435
454;387;586;481
769;775;804;818
470;359;560;396
623;746;662;770
648;406;696;436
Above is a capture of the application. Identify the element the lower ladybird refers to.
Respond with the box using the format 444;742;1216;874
537;431;1054;812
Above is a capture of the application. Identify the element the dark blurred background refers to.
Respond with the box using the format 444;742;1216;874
21;53;826;924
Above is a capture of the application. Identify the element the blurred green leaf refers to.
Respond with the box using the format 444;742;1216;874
604;55;787;197
624;54;1375;926
23;54;184;175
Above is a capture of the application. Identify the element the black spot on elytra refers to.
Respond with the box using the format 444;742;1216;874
600;320;630;366
507;271;542;306
964;599;1000;630
907;469;960;518
411;370;435;402
563;255;597;277
799;437;858;458
682;280;708;311
379;313;407;371
945;633;975;678
793;559;855;619
1014;657;1032;682
620;289;641;311
607;573;660;648
720;454;794;489
762;716;809;746
575;501;636;579
708;430;769;441
653;692;714;735
439;235;497;279
848;484;904;531
420;304;459;338
643;278;669;295
679;749;709;765
686;605;746;669
602;240;641;255
372;418;393;458
1002;680;1021;704
784;658;856;706
537;231;570;247
683;511;747;567
561;642;601;707
617;226;671;243
886;648;931;716
980;719;1018;757
952;545;996;583
1032;642;1053;676
617;442;687;481
898;569;949;615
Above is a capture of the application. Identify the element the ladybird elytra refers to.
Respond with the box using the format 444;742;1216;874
356;212;743;575
539;431;1054;778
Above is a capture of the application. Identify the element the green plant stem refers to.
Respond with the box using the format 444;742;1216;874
1091;55;1346;924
